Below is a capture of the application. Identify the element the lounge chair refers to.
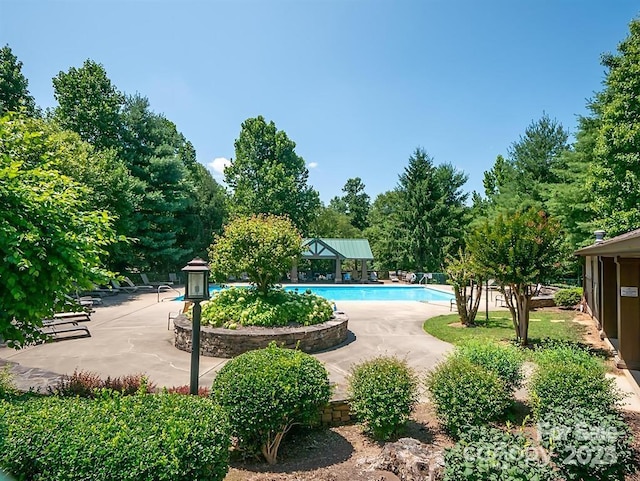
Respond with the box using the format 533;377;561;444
123;276;154;290
140;273;174;287
111;279;138;293
389;271;400;283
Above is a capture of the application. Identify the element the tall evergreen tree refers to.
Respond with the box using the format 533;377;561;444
0;45;37;116
329;177;370;231
589;18;640;236
225;116;321;234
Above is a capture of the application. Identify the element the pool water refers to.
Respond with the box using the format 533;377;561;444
198;284;453;302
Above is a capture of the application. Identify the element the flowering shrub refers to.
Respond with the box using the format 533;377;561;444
200;287;333;328
49;369;155;398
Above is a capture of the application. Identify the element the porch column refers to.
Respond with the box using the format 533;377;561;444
361;259;367;282
335;258;342;284
615;257;640;369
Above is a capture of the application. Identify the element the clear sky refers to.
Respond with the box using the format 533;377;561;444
1;1;638;204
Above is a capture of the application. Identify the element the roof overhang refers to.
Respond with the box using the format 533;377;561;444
302;238;345;260
575;229;640;257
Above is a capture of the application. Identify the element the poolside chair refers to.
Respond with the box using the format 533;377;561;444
389;271;400;283
140;273;174;287
110;279;138;293
123;276;154;291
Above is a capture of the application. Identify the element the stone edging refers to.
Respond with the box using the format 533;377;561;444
174;312;349;358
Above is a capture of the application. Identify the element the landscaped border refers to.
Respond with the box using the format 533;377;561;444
174;313;349;358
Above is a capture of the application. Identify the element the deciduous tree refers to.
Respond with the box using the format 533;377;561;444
0;45;37;116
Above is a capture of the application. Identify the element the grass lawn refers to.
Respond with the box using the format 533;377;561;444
423;309;585;346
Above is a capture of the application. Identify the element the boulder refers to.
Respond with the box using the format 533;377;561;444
370;438;444;481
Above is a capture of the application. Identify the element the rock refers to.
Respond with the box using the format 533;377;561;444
370;438;444;481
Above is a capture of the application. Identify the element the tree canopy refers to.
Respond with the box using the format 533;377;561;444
0;45;37;116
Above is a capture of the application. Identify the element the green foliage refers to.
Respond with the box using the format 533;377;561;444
0;113;116;347
364;190;406;271
211;343;331;464
397;148;469;271
225;115;321;234
538;407;635;481
554;287;583;308
425;356;512;437
0;393;230;480
467;208;563;345
445;249;483;326
200;287;333;328
329;177;370;231
309;205;362;238
444;426;559;481
0;45;37;116
423;312;583;347
529;346;621;420
0;367;18;400
454;340;524;392
348;356;419;440
209;214;303;294
589;18;640;236
49;369;155;398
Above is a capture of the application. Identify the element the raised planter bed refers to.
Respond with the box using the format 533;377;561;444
174;312;349;358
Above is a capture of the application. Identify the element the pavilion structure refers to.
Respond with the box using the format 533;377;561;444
290;238;374;283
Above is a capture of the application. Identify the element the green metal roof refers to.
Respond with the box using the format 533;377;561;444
302;238;374;260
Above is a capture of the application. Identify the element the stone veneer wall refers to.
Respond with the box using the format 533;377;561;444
174;312;349;358
319;399;352;426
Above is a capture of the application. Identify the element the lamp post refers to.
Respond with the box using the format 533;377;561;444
181;257;210;395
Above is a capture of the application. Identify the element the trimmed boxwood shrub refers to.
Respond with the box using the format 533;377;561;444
444;426;559;481
554;287;583;308
211;342;331;464
348;356;419;440
455;340;524;392
529;347;621;419
425;356;512;437
538;406;635;481
200;287;333;328
0;392;230;481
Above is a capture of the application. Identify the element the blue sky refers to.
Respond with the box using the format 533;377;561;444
2;1;638;204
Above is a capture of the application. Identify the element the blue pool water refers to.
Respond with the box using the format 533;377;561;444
179;285;454;302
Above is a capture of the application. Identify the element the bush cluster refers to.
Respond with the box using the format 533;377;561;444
348;356;419;440
211;342;331;464
454;340;524;392
425;356;512;437
529;346;621;419
200;287;333;328
444;426;559;481
554;287;583;308
0;392;230;481
538;406;635;481
49;369;155;398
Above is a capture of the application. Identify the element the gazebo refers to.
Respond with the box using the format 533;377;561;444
291;238;374;283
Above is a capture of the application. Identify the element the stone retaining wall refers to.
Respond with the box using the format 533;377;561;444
320;399;352;426
174;312;349;358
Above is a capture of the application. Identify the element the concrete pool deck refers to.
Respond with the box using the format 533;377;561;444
2;286;640;411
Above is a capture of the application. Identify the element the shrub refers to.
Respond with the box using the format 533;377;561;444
455;340;524;392
0;366;18;399
211;342;331;464
529;346;621;419
425;356;512;437
554;287;583;308
200;287;333;328
0;392;230;481
444;426;559;481
164;384;211;397
348;356;419;440
538;406;635;481
49;369;155;398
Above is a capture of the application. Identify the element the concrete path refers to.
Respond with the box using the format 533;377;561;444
0;290;455;396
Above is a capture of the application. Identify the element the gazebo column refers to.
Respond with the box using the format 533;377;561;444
361;259;367;282
335;258;342;283
291;262;298;283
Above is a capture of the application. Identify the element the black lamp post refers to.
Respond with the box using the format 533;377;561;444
181;257;210;395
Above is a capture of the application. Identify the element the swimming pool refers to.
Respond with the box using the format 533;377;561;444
181;284;454;302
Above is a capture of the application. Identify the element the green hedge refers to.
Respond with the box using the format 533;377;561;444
0;393;230;481
454;340;524;392
554;288;583;308
425;356;512;437
211;343;331;464
348;356;418;440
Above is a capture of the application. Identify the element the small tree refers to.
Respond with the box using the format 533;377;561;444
211;343;331;464
467;208;562;345
445;249;483;326
209;214;302;294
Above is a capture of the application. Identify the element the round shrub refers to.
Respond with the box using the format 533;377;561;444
444;426;559;481
0;393;230;481
425;356;512;437
348;356;419;440
211;343;331;464
530;346;621;419
554;287;583;308
454;340;524;392
200;287;333;328
538;406;635;481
